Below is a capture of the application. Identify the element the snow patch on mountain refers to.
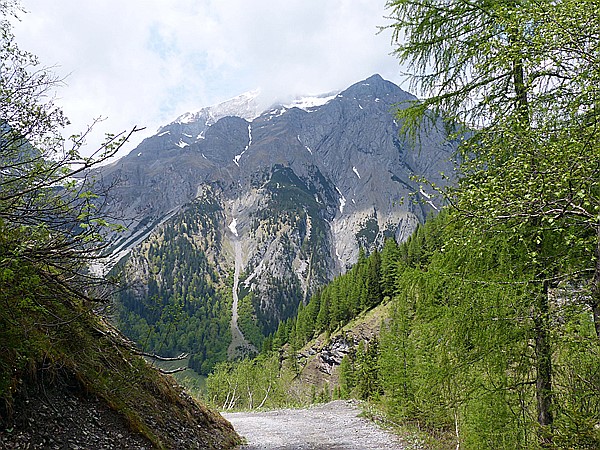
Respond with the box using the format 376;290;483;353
168;89;261;128
285;92;339;112
229;218;239;236
335;187;347;214
266;107;288;120
234;125;253;166
246;125;253;150
297;135;313;154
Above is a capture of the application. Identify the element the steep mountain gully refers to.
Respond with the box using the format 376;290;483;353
227;238;257;358
223;400;412;450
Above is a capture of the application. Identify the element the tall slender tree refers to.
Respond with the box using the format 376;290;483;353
386;0;600;444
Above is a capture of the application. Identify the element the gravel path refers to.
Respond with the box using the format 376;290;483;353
222;400;407;450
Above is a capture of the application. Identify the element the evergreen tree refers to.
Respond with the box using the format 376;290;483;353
387;0;600;444
338;350;356;399
355;338;381;401
364;250;382;309
380;238;400;299
315;290;330;333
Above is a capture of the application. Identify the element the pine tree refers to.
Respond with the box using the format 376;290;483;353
380;238;400;299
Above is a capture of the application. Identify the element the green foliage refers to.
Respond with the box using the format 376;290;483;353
380;237;401;299
116;198;232;375
270;245;390;350
237;293;264;350
0;261;238;448
253;273;303;335
384;0;600;446
0;0;136;406
204;353;293;410
338;351;356;399
0;1;137;307
376;213;600;448
354;339;382;401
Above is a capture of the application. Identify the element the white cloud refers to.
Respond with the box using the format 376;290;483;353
12;0;403;157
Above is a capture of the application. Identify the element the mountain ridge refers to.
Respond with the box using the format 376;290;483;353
101;74;456;369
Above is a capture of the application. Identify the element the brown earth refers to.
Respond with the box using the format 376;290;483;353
0;310;240;450
0;366;240;450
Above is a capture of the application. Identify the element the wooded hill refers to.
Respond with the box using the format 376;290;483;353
206;211;600;448
205;2;600;446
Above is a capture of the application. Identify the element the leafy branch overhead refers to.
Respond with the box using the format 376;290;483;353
384;0;600;446
0;2;142;303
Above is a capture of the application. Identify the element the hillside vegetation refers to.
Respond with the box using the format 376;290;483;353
206;213;600;448
0;3;239;448
0;279;239;448
115;193;234;375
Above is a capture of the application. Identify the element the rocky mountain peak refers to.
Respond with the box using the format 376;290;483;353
168;89;261;128
339;73;415;102
101;75;457;359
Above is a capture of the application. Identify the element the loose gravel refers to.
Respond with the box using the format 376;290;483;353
222;400;407;450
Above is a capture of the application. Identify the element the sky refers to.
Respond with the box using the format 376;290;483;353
12;0;405;158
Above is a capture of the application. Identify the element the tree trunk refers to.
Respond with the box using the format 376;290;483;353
514;45;554;442
590;225;600;339
535;281;553;446
247;387;253;410
257;384;272;409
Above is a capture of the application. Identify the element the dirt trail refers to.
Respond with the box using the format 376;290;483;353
222;400;408;450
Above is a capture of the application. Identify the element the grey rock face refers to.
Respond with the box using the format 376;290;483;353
101;74;456;333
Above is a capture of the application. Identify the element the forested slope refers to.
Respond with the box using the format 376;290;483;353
115;192;234;375
206;209;600;448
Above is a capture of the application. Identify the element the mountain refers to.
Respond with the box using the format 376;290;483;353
99;74;457;372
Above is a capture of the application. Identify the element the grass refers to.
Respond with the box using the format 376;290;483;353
360;401;456;450
0;276;240;449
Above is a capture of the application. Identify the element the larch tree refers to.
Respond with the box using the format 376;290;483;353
386;0;600;445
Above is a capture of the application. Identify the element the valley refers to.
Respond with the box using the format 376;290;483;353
106;74;456;376
5;1;600;448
